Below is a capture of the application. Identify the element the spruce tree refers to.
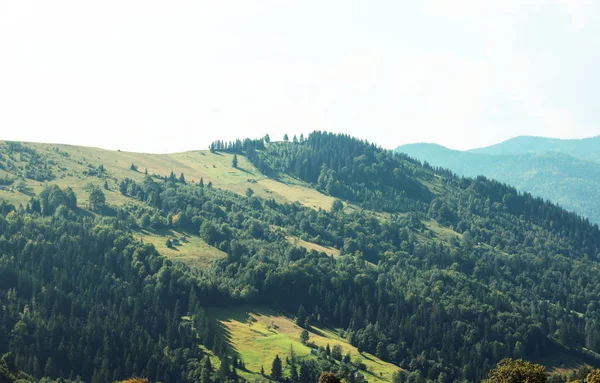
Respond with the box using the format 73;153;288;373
300;330;309;345
271;354;283;381
201;356;213;383
299;363;311;383
296;305;307;327
219;354;230;378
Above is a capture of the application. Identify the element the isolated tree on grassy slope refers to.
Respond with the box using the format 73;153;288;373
232;154;238;169
300;329;310;345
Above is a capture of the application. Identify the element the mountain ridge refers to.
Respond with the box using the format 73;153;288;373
397;137;600;225
468;135;600;161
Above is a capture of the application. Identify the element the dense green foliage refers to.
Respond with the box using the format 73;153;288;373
0;197;231;383
0;142;55;182
250;132;432;212
1;352;35;382
4;133;600;382
482;359;546;383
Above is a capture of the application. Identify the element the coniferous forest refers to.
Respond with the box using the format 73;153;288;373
2;132;600;382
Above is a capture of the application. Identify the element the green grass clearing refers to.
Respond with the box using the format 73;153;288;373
208;306;401;383
423;219;463;242
137;229;226;268
285;235;341;258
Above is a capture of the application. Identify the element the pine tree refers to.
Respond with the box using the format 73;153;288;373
44;357;56;378
299;363;311;383
271;354;283;381
219;354;230;378
232;155;238;169
200;358;213;383
296;305;307;326
231;366;239;382
88;186;106;213
300;330;309;345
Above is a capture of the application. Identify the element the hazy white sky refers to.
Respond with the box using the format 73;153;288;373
1;1;599;153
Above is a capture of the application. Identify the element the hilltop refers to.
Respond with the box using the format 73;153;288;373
0;141;333;210
0;141;335;268
2;132;600;382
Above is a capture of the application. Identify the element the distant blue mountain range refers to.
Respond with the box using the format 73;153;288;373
397;135;600;224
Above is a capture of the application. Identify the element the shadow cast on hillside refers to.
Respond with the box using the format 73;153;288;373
235;166;254;176
210;307;270;365
74;207;95;218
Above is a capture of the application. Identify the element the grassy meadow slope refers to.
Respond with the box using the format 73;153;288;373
0;140;334;269
0;141;334;210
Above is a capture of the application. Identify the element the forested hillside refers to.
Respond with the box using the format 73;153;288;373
2;133;600;382
397;141;600;224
